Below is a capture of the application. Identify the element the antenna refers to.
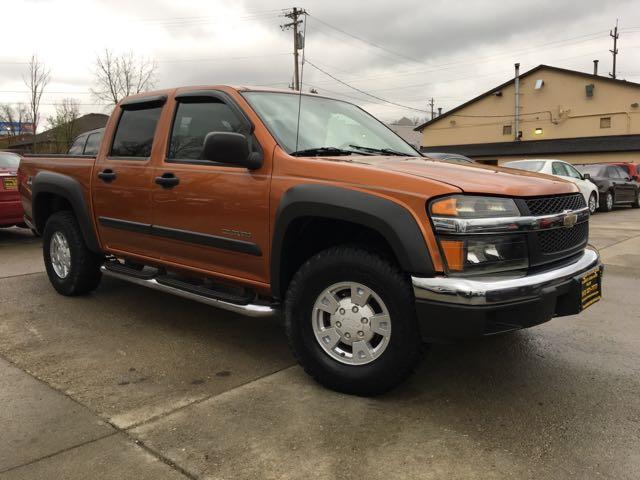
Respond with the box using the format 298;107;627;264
294;11;308;151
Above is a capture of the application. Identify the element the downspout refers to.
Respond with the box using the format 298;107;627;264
514;63;520;141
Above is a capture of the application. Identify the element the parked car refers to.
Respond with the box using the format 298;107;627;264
68;128;104;156
575;164;640;212
503;159;599;214
424;152;474;164
0;151;26;229
605;162;640;182
18;86;603;395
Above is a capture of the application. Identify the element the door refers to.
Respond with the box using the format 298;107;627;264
559;162;591;204
92;98;165;257
610;166;634;201
150;92;271;286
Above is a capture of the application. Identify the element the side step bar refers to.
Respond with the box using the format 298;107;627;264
100;265;278;318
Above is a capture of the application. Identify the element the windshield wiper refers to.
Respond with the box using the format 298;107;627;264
348;144;414;157
290;147;358;157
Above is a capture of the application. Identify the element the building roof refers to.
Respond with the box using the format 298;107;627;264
420;134;640;157
9;113;109;148
414;64;640;132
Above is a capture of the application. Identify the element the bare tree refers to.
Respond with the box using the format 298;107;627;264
23;55;51;152
91;49;158;105
0;103;29;141
47;98;81;153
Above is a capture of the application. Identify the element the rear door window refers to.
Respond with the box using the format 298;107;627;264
111;106;163;158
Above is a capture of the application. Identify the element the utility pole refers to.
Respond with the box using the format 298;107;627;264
609;20;619;79
281;7;307;91
428;98;435;120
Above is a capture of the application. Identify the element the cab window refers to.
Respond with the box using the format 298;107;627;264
168;100;246;161
83;132;102;156
111;106;163;158
69;134;87;155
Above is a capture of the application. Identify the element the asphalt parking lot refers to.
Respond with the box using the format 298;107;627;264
1;208;639;479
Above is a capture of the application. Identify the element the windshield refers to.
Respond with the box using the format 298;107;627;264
503;160;545;172
242;92;419;157
575;164;605;177
0;152;20;169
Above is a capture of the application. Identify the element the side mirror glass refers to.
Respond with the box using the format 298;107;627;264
201;132;263;170
582;173;591;180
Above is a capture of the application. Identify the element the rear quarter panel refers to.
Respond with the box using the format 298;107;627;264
18;155;96;226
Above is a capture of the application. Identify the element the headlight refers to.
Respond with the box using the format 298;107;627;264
429;195;528;276
430;195;520;218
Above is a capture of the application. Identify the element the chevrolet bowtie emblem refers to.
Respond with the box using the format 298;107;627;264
562;211;578;228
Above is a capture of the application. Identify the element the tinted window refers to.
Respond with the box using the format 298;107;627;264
69;135;87;155
111;106;162;158
552;162;568;176
607;166;622;178
83;132;102;155
503;160;544;172
168;101;245;160
576;164;605;177
615;166;629;179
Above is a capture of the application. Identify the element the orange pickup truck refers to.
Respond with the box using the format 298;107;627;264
18;86;603;395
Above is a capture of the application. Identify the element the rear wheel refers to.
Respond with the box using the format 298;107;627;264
632;189;640;208
285;246;422;396
588;193;597;214
43;211;102;296
599;191;614;212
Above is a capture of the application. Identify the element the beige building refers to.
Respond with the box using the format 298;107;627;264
416;64;640;165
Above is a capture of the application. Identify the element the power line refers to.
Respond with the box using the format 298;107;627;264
304;59;429;113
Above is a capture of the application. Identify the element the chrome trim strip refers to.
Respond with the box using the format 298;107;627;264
100;266;278;318
431;207;590;235
412;247;601;306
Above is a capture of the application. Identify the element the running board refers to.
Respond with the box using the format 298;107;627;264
100;265;278;318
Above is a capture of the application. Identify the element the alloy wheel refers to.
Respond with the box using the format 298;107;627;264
312;282;392;365
50;231;71;278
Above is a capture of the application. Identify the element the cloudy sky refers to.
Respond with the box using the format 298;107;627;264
2;0;639;128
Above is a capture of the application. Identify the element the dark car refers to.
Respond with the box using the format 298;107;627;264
575;164;640;212
424;152;475;164
68;128;104;156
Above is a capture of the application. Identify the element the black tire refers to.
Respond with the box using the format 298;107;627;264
599;191;614;212
632;189;640;208
43;211;103;296
588;193;598;214
285;246;422;396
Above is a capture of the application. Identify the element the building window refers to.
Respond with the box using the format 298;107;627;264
600;117;611;128
502;125;512;135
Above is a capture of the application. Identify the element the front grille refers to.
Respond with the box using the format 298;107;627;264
524;194;585;216
537;222;589;254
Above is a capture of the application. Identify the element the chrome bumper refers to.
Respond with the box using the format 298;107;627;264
412;247;602;306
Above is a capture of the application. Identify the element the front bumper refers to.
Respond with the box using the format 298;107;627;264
412;247;603;339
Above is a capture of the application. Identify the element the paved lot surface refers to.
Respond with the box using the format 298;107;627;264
1;208;639;479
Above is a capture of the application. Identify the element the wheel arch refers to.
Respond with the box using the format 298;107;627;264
271;184;434;299
32;171;101;253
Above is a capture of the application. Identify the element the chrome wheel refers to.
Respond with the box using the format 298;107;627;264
312;282;391;365
50;231;71;278
588;194;597;214
606;193;614;210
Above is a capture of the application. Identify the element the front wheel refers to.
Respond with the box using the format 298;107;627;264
588;192;598;214
43;211;103;296
599;191;614;212
285;246;423;396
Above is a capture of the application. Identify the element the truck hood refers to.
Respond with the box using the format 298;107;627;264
319;156;578;197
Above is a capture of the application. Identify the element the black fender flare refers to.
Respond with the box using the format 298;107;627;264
271;184;434;298
32;171;101;253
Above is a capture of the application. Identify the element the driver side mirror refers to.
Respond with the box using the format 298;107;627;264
582;173;591;180
202;132;263;170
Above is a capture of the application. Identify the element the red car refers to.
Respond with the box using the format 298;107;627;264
608;162;640;182
0;151;25;228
